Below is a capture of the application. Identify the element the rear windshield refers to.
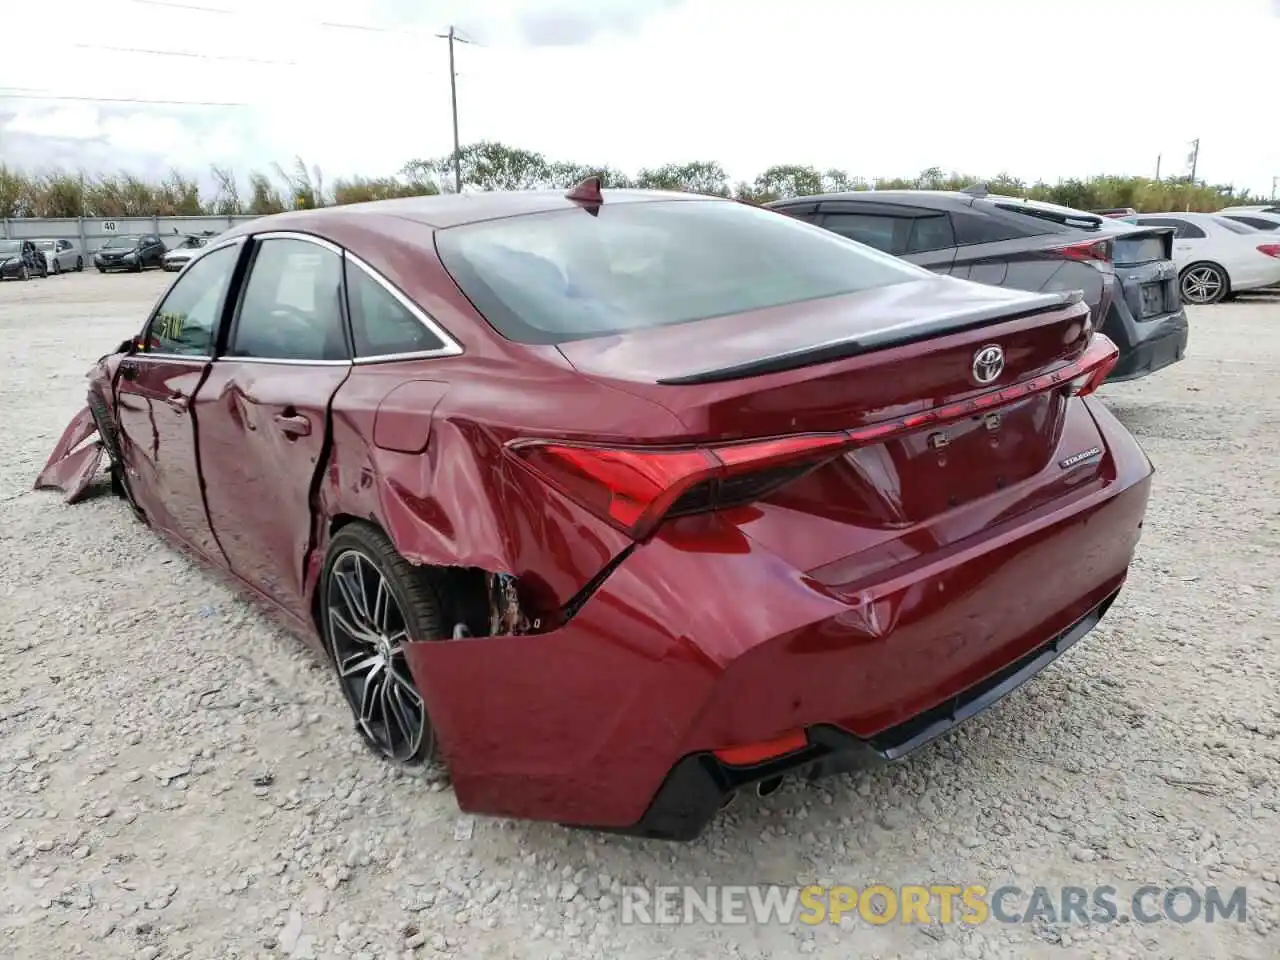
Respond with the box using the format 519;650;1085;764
435;199;928;344
1113;236;1168;265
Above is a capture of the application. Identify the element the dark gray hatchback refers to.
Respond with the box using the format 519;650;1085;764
766;188;1188;382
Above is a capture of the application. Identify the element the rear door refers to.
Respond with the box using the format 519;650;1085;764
114;238;245;561
194;232;352;621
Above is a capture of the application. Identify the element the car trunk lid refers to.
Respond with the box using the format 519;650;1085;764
1110;226;1180;319
515;278;1116;550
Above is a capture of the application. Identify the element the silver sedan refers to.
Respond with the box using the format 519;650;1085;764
33;239;84;274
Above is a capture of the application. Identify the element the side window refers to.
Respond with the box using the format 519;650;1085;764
819;213;910;255
1227;215;1276;230
906;215;956;254
229;238;348;362
345;260;446;358
1157;218;1205;239
143;243;240;356
951;209;1038;244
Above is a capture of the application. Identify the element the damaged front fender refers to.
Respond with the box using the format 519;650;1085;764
33;405;106;504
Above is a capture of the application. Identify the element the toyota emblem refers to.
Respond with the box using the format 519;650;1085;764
971;344;1005;385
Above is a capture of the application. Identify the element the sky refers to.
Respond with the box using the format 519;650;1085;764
2;0;1279;196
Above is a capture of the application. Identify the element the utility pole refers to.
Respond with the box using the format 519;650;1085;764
1272;175;1277;200
1155;154;1161;180
1188;138;1200;185
435;25;471;194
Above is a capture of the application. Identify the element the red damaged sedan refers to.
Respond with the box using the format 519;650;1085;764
37;181;1152;841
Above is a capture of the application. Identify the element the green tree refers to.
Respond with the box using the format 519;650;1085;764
634;160;731;196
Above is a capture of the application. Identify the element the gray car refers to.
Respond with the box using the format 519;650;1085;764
766;187;1188;382
33;239;84;274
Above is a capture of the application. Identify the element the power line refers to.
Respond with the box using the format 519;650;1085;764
74;43;296;66
131;0;233;13
0;92;247;107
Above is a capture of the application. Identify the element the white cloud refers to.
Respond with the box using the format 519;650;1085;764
2;0;1278;195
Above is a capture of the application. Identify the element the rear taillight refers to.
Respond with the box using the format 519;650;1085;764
1054;238;1114;263
508;334;1121;539
1258;243;1280;259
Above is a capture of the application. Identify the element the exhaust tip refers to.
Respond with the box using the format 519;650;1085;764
756;776;784;798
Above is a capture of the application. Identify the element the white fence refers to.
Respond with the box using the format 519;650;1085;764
0;215;261;254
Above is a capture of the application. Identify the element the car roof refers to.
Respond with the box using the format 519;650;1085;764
235;188;712;234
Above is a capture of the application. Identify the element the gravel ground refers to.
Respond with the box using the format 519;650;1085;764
1;270;1277;960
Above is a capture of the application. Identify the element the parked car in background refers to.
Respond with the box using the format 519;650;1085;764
0;239;49;280
767;187;1188;382
94;234;167;273
35;185;1153;840
34;238;84;274
1216;209;1280;232
1119;212;1280;304
1093;207;1138;218
1219;203;1280;216
163;234;215;272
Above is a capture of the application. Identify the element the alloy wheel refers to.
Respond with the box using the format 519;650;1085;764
326;549;430;764
1180;265;1225;304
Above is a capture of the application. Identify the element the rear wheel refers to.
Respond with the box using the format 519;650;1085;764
321;523;444;769
76;256;84;271
1179;262;1228;305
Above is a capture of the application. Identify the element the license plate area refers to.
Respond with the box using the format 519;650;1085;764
1140;282;1165;318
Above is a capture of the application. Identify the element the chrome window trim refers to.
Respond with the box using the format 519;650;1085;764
251;230;344;256
127;353;211;363
215;356;351;367
343;250;464;364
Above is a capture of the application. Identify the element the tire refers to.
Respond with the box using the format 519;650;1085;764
320;522;446;770
97;267;106;274
1179;262;1229;305
76;256;84;272
88;389;143;522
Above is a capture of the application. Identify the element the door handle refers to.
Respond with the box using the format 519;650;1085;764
274;413;312;438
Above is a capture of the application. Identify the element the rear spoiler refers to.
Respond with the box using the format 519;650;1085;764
657;290;1085;386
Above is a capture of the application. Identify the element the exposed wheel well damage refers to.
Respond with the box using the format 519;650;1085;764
315;513;535;642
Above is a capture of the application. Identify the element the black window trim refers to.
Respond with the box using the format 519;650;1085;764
221;231;353;367
135;236;247;362
344;250;464;365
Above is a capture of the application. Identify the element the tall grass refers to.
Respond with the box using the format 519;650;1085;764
0;144;1267;219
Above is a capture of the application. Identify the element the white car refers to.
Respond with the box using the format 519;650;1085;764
1217;208;1280;232
163;234;216;272
1122;212;1280;304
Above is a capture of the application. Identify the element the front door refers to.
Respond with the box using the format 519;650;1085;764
113;239;245;561
194;233;352;621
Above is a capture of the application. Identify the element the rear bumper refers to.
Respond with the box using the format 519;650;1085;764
404;398;1153;838
1101;281;1189;382
614;590;1116;841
